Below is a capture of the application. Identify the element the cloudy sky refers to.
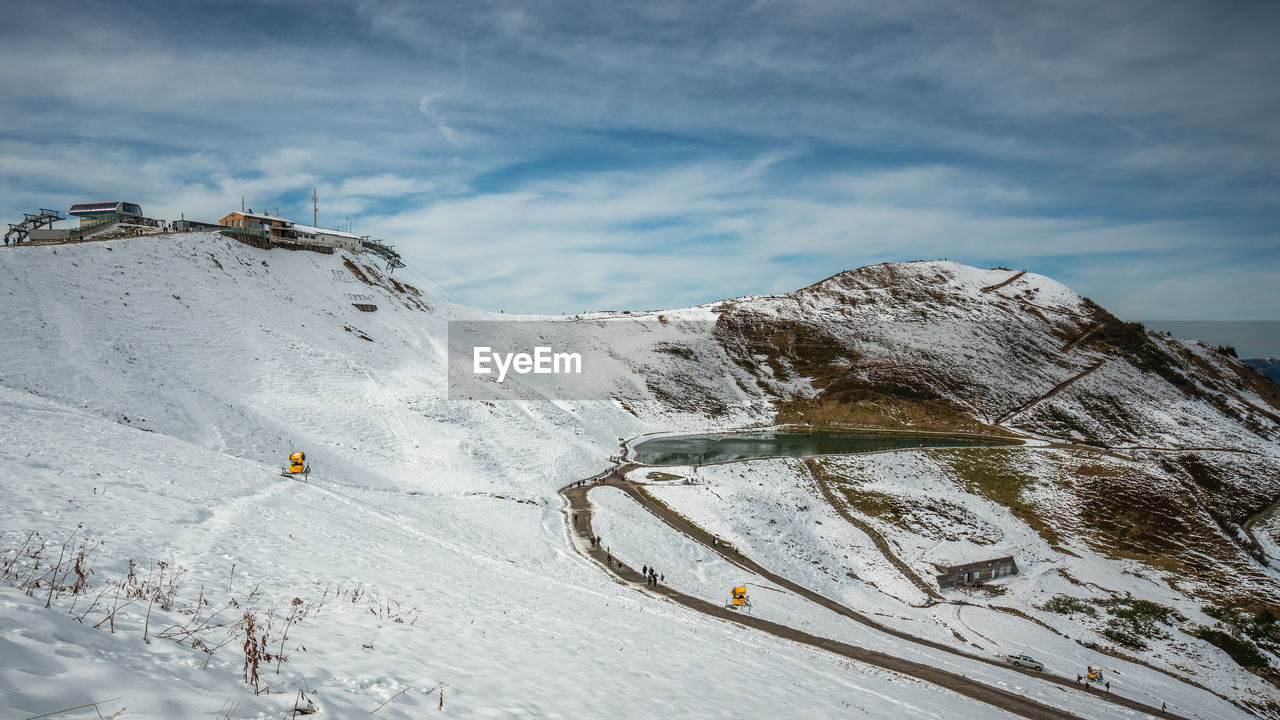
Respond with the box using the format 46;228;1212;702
2;1;1277;344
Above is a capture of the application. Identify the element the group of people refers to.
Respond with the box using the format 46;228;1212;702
587;533;665;586
641;564;663;586
1075;674;1111;694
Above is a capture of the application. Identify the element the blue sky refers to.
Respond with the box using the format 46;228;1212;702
1;1;1277;348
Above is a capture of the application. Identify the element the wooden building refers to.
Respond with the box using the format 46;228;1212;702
219;210;296;240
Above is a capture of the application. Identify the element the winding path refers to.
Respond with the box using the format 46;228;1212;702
563;472;1189;720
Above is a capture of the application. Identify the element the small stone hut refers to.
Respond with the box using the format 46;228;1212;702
935;556;1018;589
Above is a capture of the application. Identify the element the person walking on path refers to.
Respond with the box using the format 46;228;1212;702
1104;681;1110;693
659;574;664;584
642;565;648;576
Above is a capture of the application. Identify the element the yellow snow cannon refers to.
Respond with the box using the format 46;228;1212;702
282;451;309;479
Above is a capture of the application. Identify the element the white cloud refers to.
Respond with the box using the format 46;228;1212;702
336;173;435;197
357;158;1261;317
419;94;462;148
1;0;1276;321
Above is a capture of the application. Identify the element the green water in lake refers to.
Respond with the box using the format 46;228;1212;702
631;429;1014;466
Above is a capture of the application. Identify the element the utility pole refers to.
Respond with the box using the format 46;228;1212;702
241;196;245;212
312;188;318;227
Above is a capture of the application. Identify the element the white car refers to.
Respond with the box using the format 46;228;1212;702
1005;654;1045;671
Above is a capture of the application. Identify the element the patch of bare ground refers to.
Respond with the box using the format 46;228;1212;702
1029;451;1276;605
341;257;430;311
834;484;1002;545
713;310;1000;434
933;448;1070;553
941;449;1279;602
804;458;945;602
1155;452;1280;570
645;376;731;419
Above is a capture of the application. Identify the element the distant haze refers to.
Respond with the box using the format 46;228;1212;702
1142;321;1280;359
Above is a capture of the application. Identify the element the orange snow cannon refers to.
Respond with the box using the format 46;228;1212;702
283;451;309;478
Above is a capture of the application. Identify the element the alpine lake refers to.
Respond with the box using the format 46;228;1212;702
630;427;1020;466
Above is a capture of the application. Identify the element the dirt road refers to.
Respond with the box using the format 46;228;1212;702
563;473;1186;720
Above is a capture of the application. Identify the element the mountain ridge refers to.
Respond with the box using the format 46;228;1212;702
2;236;1278;718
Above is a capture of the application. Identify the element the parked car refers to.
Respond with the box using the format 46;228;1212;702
1005;654;1045;671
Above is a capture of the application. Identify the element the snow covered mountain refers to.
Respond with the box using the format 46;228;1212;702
1246;358;1280;385
714;263;1280;450
2;235;1278;719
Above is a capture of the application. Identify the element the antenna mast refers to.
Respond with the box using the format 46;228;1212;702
312;188;318;227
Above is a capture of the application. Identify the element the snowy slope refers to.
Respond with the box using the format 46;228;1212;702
3;237;1277;719
594;484;1245;720
0;237;1024;719
640;449;1280;716
0;234;771;497
8;384;1037;719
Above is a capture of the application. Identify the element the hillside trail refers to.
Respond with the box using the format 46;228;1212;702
1061;322;1104;353
981;270;1026;293
1243;495;1280;558
995;360;1105;425
563;474;1191;720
